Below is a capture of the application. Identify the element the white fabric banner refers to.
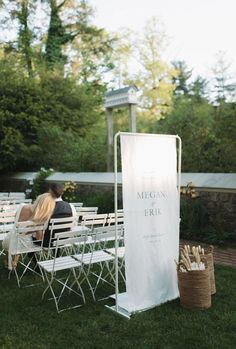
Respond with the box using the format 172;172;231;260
120;133;179;313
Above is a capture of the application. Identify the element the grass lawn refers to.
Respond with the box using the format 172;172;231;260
0;260;235;349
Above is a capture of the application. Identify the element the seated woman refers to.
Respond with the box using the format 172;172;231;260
3;192;56;269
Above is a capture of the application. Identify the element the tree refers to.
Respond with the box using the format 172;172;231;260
128;18;177;124
30;124;106;171
0;0;39;76
65;1;115;86
190;76;209;102
108;29;134;88
157;96;217;172
0;59;106;172
0;1;112;173
213;101;236;172
212;51;236;103
17;0;36;76
0;0;114;80
172;60;192;96
43;0;114;82
44;0;67;69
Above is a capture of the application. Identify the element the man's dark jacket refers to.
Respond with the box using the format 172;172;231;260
43;200;72;247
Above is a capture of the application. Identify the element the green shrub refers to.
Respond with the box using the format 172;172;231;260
198;228;235;246
180;196;235;245
83;192;114;214
199;210;236;245
62;181;78;202
180;196;209;239
30;168;54;199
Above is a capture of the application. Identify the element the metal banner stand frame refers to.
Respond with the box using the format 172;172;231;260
105;132;182;319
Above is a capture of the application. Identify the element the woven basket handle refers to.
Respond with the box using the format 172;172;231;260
178;262;188;272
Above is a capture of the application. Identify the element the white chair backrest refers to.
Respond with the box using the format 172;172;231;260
77;207;98;221
53;230;88;248
70;202;83;211
0;192;9;198
16;220;46;234
106;212;124;226
53;229;89;262
13;199;32;204
9;192;26;199
0;210;17;224
0;204;19;212
47;216;75;248
0;198;31;205
91;225;124;249
12;221;46;254
48;216;75;231
77;207;98;214
0;198;12;204
81;213;108;228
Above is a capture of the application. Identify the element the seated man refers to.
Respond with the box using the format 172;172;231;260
43;183;77;248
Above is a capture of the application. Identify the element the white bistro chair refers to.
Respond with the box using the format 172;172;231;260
0;209;16;256
38;229;89;313
76;207;98;222
106;212;124;226
72;225;124;299
43;216;77;258
8;221;46;287
81;213;108;229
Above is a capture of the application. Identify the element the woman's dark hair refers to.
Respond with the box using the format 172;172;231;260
49;183;64;198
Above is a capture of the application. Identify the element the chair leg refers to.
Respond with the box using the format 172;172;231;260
71;268;86;304
41;268;86;313
3;254;8;269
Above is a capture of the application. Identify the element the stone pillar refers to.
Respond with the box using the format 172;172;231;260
129;104;136;132
106;108;113;172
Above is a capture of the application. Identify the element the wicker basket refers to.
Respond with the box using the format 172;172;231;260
178;261;211;309
204;246;216;295
182;244;216;295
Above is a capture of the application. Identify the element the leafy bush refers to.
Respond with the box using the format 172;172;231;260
180;196;209;239
198;228;235;246
0;62;106;173
30;168;54;199
62;181;78;202
198;210;236;245
180;196;236;245
83;192;114;214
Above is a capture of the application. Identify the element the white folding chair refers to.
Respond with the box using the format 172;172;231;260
76;207;98;222
43;216;76;258
0;233;7;257
70;202;83;211
0;209;17;257
0;199;12;207
0;210;16;234
9;192;26;199
0;192;8;198
38;230;88;313
8;221;46;287
81;213;108;228
0;198;31;207
72;225;124;299
1;204;19;212
106;212;124;226
105;246;126;283
11;199;32;205
94;225;125;284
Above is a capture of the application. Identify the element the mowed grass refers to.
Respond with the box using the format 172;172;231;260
0;260;235;349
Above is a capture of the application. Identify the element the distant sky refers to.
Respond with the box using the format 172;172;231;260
90;0;236;79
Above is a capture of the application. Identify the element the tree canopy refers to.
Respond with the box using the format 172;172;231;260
0;3;235;174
